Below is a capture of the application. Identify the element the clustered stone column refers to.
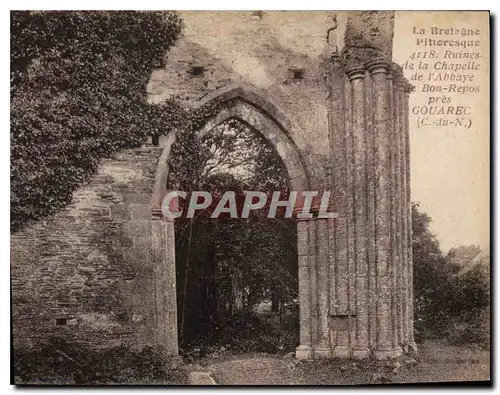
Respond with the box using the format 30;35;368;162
295;218;314;359
151;208;178;355
295;206;337;360
325;54;351;359
347;64;370;358
324;56;415;359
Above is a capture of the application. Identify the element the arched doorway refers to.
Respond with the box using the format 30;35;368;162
151;85;319;359
169;117;298;354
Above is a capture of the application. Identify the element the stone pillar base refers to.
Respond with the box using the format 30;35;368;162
296;346;411;360
333;346;351;358
295;345;314;360
408;342;418;353
314;347;333;359
373;347;403;360
352;349;371;359
401;342;418;355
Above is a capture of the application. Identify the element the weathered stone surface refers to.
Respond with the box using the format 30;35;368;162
11;145;163;350
11;11;414;360
342;11;395;64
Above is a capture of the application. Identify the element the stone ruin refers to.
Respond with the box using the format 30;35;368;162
11;11;416;359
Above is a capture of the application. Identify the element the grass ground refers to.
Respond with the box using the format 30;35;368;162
188;340;490;385
14;339;489;385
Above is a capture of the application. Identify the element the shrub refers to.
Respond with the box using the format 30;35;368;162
412;204;490;346
182;310;299;359
13;337;186;385
446;307;490;348
446;261;490;348
412;204;490;347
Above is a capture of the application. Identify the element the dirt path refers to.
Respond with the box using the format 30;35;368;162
185;341;490;385
206;356;303;385
185;353;301;385
187;352;388;385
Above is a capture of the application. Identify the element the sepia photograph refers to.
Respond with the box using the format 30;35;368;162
9;9;490;385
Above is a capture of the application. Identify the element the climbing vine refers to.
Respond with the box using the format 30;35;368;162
10;11;184;231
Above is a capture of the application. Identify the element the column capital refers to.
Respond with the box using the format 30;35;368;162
294;212;324;221
393;77;414;95
345;64;366;81
366;58;391;76
293;203;337;221
151;208;163;220
152;208;175;222
403;80;415;94
392;75;405;90
390;63;404;80
295;216;315;222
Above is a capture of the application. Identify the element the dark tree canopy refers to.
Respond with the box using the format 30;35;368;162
169;117;298;352
412;203;489;345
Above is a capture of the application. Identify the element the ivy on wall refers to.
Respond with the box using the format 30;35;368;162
10;11;186;231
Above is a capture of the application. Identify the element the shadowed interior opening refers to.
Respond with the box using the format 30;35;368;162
167;118;299;358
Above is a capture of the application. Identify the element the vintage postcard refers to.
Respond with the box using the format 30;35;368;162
10;10;490;385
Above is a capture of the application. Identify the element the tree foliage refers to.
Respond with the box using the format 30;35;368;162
11;11;185;231
168;116;298;352
412;203;456;329
412;203;489;346
446;244;482;270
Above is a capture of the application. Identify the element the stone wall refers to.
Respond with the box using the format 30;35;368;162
147;11;337;185
11;11;415;359
11;145;163;350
